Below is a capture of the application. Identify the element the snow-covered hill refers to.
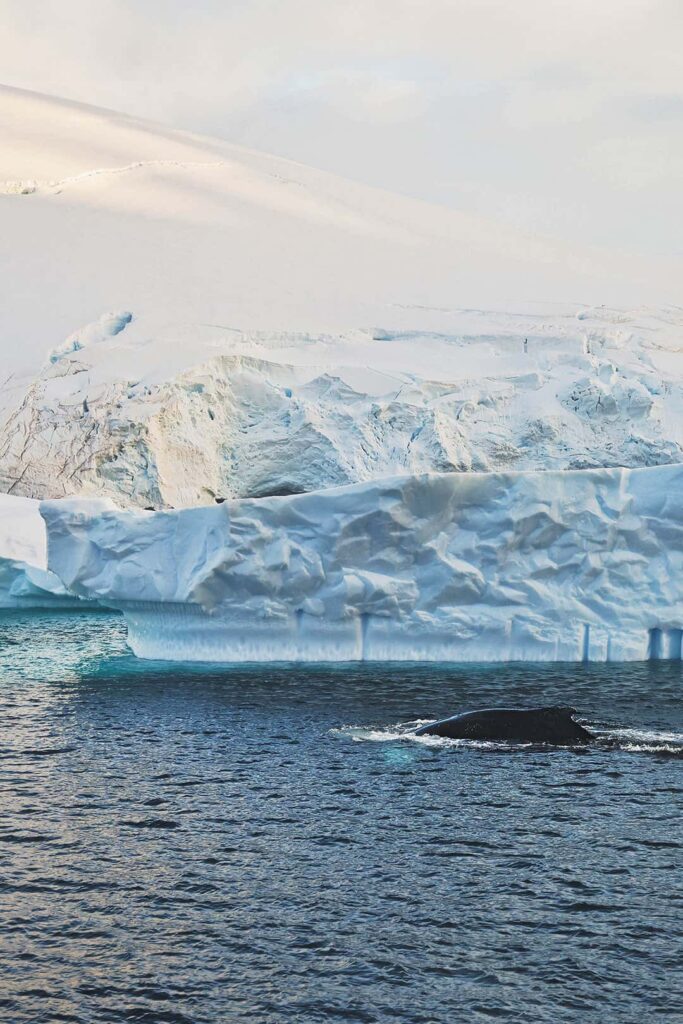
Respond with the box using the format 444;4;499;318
3;85;683;511
1;83;681;386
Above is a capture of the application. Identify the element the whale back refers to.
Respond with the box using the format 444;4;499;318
415;705;594;744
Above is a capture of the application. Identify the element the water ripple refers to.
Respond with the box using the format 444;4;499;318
0;612;681;1023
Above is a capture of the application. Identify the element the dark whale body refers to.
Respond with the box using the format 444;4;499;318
415;705;594;745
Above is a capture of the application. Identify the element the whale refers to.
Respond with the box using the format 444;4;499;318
415;705;594;745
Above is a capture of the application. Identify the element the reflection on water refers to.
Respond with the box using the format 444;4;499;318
0;612;681;1023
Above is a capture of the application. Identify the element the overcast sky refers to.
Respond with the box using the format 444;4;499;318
2;0;682;256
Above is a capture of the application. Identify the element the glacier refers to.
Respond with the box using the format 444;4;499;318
41;463;683;663
3;305;683;510
5;86;683;662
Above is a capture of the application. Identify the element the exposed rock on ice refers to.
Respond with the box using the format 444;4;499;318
0;494;89;608
41;463;683;662
4;306;683;509
0;179;37;195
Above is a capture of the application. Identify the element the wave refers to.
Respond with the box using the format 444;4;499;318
330;721;683;756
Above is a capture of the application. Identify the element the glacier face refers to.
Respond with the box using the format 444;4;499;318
4;306;683;510
41;463;683;662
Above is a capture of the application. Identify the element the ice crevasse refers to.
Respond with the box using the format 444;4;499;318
41;463;683;663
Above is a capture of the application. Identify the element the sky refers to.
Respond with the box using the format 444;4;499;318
1;0;682;257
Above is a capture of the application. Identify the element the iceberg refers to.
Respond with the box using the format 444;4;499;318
41;463;683;662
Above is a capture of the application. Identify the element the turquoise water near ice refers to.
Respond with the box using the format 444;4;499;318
0;612;681;1023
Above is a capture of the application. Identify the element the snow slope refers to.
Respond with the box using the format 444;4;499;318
41;464;683;662
2;305;683;508
1;82;681;388
0;494;86;608
3;85;683;512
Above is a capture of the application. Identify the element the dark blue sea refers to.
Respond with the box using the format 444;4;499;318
0;612;681;1023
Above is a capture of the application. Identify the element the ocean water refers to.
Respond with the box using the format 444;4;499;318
0;612;681;1024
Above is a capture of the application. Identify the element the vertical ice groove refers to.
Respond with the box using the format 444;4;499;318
667;627;682;661
582;624;590;663
648;627;663;661
360;612;371;661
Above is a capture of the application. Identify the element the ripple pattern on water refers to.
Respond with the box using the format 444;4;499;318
0;612;681;1023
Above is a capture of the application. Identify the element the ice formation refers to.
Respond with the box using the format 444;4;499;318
0;494;87;608
4;85;683;663
41;463;683;662
3;306;683;509
48;311;133;365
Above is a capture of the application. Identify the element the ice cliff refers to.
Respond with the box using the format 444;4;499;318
41;463;683;662
3;306;683;509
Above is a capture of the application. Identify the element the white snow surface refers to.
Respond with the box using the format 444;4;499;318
41;463;683;663
3;85;683;514
0;493;85;608
1;83;682;386
3;305;683;509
